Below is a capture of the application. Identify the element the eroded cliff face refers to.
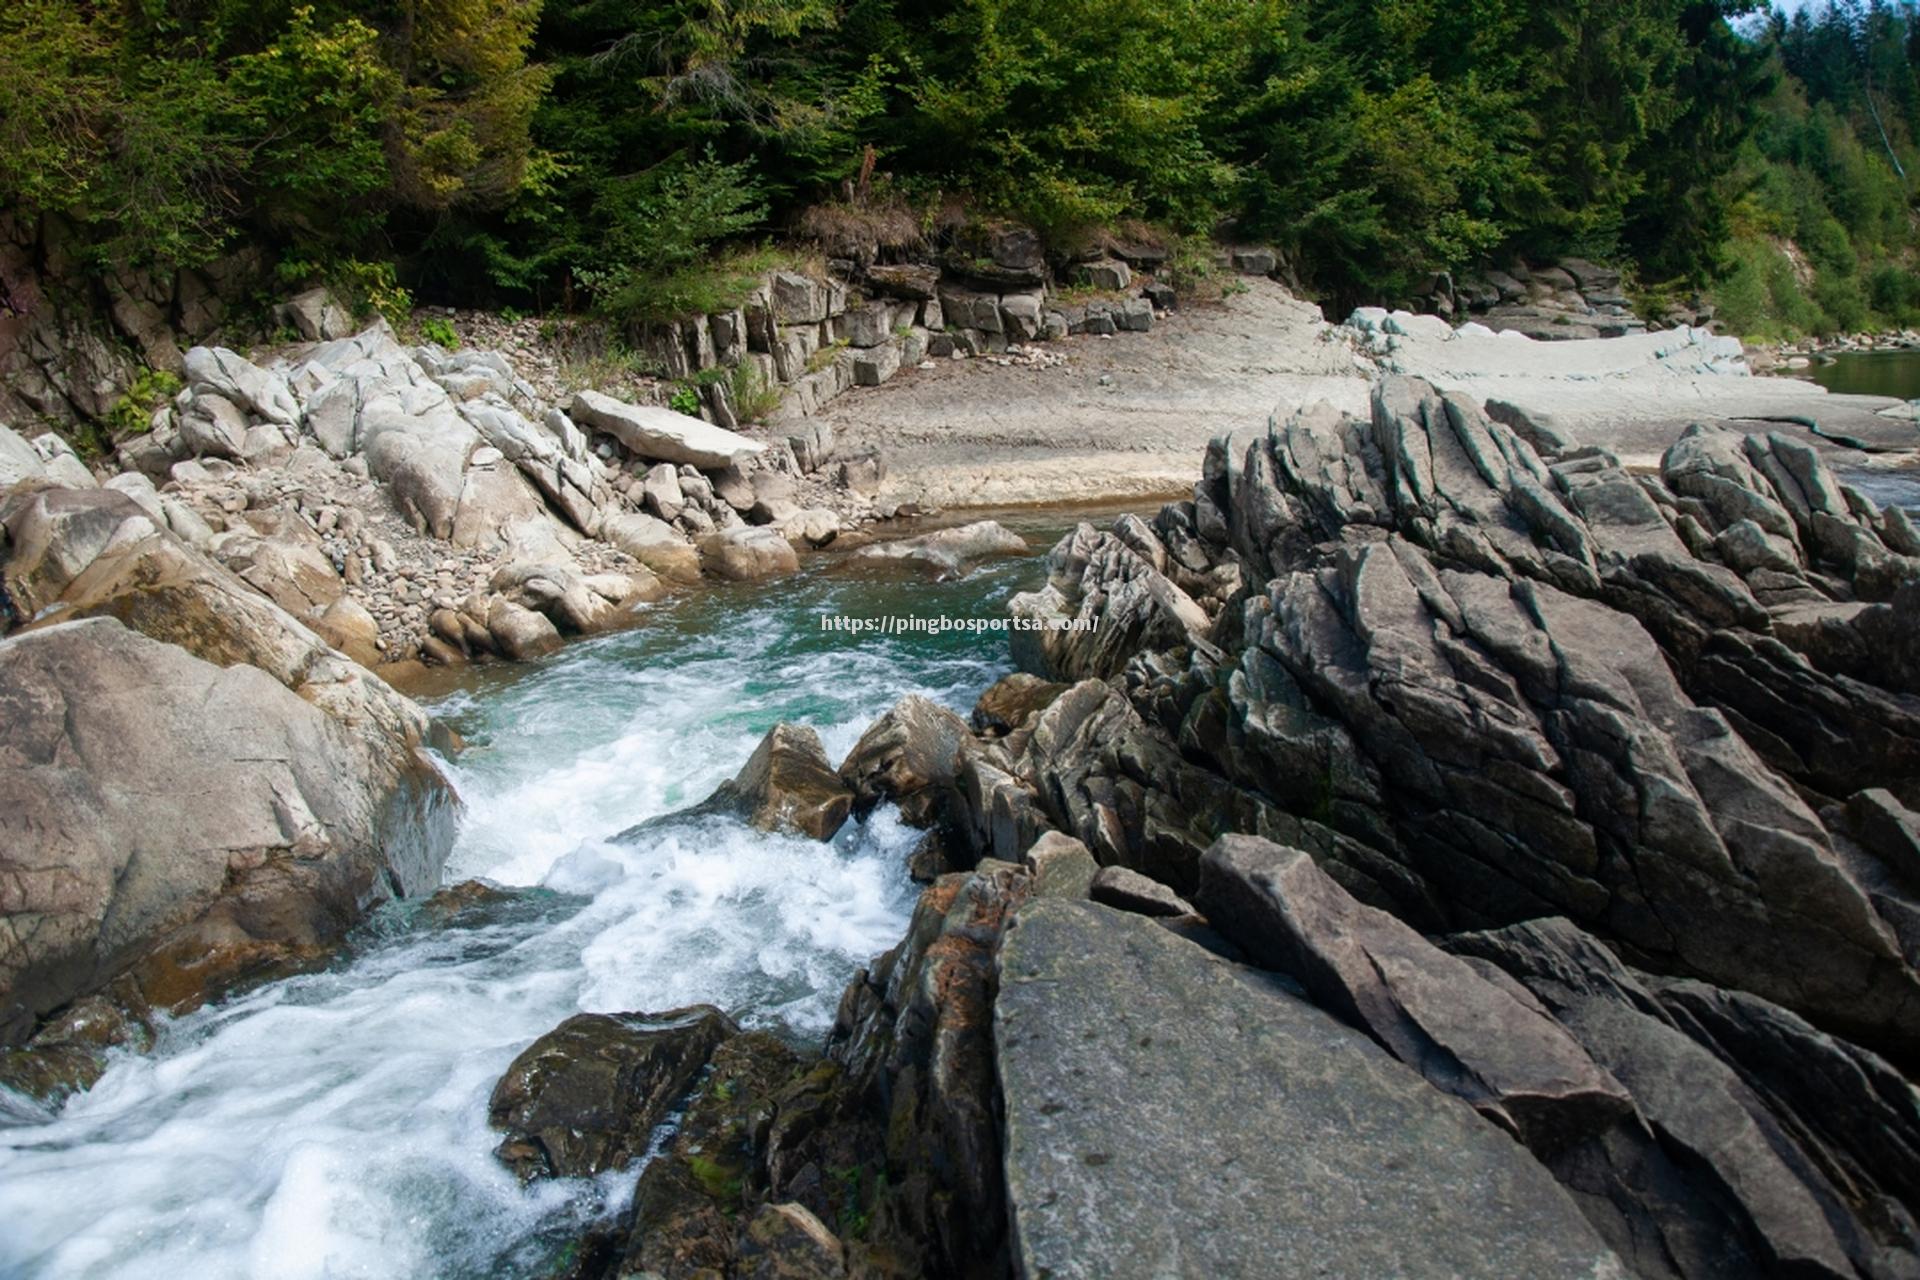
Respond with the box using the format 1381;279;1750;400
522;375;1920;1280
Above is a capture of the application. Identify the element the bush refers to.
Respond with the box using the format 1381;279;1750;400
576;152;770;330
107;368;183;438
1812;271;1869;335
1869;266;1920;328
418;316;460;349
728;360;783;423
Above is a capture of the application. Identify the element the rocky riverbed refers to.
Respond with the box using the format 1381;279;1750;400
417;372;1920;1279
4;273;1920;1278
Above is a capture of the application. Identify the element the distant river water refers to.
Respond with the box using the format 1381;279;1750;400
1801;348;1920;400
0;510;1114;1280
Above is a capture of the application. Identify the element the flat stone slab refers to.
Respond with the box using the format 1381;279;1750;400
994;898;1626;1280
569;390;765;469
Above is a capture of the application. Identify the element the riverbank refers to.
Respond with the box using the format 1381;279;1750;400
813;279;1920;505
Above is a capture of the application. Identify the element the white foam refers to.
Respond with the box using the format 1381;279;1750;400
0;556;1032;1277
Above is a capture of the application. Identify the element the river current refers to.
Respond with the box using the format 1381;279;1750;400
0;529;1071;1279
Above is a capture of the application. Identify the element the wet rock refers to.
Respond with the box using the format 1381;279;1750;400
826;862;1035;1275
698;723;855;841
837;695;970;824
969;671;1067;735
0;992;152;1105
488;1005;736;1181
994;898;1626;1280
735;1203;848;1280
621;1031;815;1277
0;617;453;1042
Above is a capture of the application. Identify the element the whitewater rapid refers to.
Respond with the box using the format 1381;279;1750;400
0;547;1043;1278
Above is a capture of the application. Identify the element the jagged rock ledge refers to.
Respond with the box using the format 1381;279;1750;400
497;373;1920;1279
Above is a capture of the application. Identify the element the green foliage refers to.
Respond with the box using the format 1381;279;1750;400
728;360;783;423
669;384;702;415
1707;3;1920;340
3;0;1911;333
418;316;461;350
890;0;1256;239
0;0;544;275
685;1153;744;1201
107;368;183;438
575;152;771;329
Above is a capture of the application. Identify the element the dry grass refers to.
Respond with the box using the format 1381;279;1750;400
795;199;926;262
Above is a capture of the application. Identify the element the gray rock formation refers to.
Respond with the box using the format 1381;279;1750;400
569;390;766;469
1014;374;1920;1063
995;898;1627;1280
1197;835;1634;1155
0;618;454;1042
852;520;1027;575
630;723;854;842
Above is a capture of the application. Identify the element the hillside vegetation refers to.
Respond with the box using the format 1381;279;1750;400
0;0;1914;338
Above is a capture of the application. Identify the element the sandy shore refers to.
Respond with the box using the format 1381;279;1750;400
813;280;1919;507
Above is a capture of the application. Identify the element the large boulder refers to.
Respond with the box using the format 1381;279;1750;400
181;346;299;427
488;1006;737;1181
0;618;455;1042
699;526;800;582
602;511;702;583
994;898;1626;1279
0;488;439;754
837;694;970;823
570;390;766;469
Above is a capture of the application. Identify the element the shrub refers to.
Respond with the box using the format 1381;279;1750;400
576;151;770;330
728;360;783;423
107;368;183;438
418;315;461;349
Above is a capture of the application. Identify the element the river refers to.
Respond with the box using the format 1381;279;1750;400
0;518;1088;1280
1801;347;1920;400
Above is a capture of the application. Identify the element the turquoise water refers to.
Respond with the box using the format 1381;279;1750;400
0;517;1094;1280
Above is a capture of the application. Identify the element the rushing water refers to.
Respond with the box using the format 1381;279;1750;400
0;518;1090;1279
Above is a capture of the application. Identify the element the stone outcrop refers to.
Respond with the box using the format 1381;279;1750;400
995;898;1627;1280
487;1006;736;1180
1196;835;1635;1155
1448;917;1920;1280
485;369;1919;1280
0;617;455;1043
1013;374;1920;1063
631;723;856;842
